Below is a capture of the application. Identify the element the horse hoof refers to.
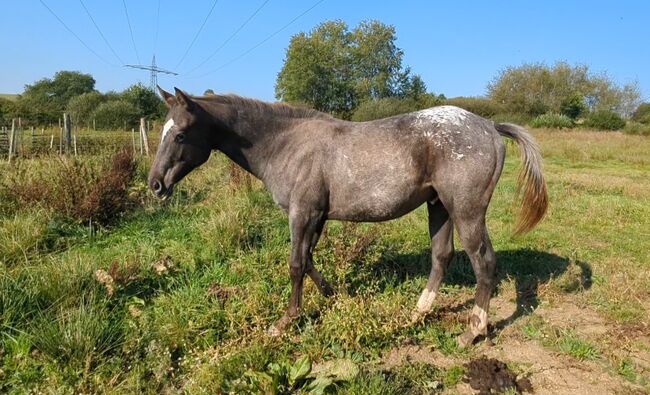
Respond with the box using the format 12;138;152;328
457;331;476;348
267;325;283;337
410;310;426;324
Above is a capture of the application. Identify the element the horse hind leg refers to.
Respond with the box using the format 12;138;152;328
305;218;334;297
454;211;497;347
412;199;454;321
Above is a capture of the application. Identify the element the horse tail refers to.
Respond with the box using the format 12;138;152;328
494;123;548;235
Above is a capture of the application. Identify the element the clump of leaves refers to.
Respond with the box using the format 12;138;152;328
225;355;359;394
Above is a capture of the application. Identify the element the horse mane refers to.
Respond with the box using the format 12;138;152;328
196;94;333;120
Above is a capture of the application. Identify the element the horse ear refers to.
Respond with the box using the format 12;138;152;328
158;85;175;108
174;87;195;111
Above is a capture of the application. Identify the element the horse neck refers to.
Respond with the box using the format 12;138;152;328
204;102;297;180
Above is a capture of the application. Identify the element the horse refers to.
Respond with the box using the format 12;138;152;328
149;87;548;347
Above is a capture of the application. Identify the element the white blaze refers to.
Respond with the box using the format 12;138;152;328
161;118;174;142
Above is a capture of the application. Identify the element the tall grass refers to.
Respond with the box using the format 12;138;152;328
0;129;648;392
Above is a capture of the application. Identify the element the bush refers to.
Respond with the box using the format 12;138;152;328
632;103;650;124
66;91;106;127
623;121;650;136
444;97;504;118
351;94;443;121
91;100;139;130
529;113;574;129
5;150;137;225
583;110;626;131
491;112;533;125
560;94;587;119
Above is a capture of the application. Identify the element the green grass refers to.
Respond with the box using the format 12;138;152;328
0;129;649;392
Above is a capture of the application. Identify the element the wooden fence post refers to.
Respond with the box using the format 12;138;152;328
8;119;16;162
140;117;150;156
131;128;136;155
63;113;72;152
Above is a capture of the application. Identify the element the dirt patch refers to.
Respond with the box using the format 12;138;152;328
463;357;532;394
381;344;456;370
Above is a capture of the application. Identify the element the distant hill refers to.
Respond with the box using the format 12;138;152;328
0;93;19;101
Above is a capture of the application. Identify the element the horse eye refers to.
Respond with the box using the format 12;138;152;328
175;133;185;143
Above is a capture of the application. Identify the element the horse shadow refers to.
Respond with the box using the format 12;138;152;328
358;247;592;331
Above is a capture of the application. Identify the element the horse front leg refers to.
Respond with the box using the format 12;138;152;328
268;206;325;336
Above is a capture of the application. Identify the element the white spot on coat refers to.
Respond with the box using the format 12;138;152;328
413;106;470;127
161;118;174;142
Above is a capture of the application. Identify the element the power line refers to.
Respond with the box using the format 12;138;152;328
38;0;115;67
122;0;141;64
174;0;220;70
153;0;161;54
191;0;325;79
79;0;124;65
184;0;271;76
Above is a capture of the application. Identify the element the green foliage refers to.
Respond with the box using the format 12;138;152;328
632;102;650;123
18;71;95;124
30;296;123;367
120;83;166;120
91;100;140;130
623;121;650;136
560;93;587;119
529;113;574;129
0;97;18;124
225;355;359;394
583;110;626;130
275;20;426;118
66;91;106;127
351;93;444;121
444;96;504;118
487;61;640;117
556;332;599;360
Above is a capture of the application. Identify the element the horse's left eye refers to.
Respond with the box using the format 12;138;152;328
175;133;185;143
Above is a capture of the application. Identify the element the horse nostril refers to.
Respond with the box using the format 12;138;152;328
151;179;163;194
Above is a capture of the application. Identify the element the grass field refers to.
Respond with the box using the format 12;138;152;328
0;129;649;393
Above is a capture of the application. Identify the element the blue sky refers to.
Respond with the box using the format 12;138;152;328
1;1;648;101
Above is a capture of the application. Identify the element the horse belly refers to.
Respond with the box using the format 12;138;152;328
327;157;433;221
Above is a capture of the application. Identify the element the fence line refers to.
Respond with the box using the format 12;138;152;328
1;116;159;160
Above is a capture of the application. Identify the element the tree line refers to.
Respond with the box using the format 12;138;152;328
275;20;647;131
0;71;165;130
1;19;648;133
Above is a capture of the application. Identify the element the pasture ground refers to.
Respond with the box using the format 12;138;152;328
0;129;649;393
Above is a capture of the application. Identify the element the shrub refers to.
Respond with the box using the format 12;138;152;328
623;121;650;136
529;113;574;129
6;150;137;225
583;110;626;131
491;112;533;125
91;100;139;130
444;97;504;118
351;95;443;122
560;94;587;119
66;91;106;127
632;102;650;124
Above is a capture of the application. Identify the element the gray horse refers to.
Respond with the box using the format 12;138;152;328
149;87;548;347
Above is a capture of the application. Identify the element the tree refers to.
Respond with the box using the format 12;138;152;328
632;103;650;124
91;100;139;130
487;62;640;118
0;98;18;124
275;20;425;118
66;91;106;127
120;83;165;119
18;71;95;124
276;20;355;117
